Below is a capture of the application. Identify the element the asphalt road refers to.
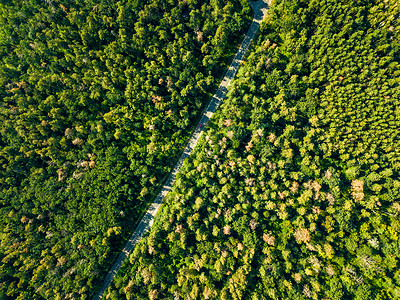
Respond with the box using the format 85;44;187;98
92;1;269;298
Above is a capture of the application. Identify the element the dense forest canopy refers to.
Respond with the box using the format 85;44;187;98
106;0;400;299
0;0;251;298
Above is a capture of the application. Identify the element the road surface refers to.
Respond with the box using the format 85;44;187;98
92;1;269;298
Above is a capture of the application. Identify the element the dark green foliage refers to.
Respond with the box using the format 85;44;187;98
0;0;251;298
107;0;400;299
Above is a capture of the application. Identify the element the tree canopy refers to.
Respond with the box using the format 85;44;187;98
105;0;400;299
0;0;251;298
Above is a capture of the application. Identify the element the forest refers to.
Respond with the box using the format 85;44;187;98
0;0;252;298
105;0;400;299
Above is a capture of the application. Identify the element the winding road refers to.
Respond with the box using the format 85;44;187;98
93;1;269;298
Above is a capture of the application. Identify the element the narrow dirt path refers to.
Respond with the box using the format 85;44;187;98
93;1;268;298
